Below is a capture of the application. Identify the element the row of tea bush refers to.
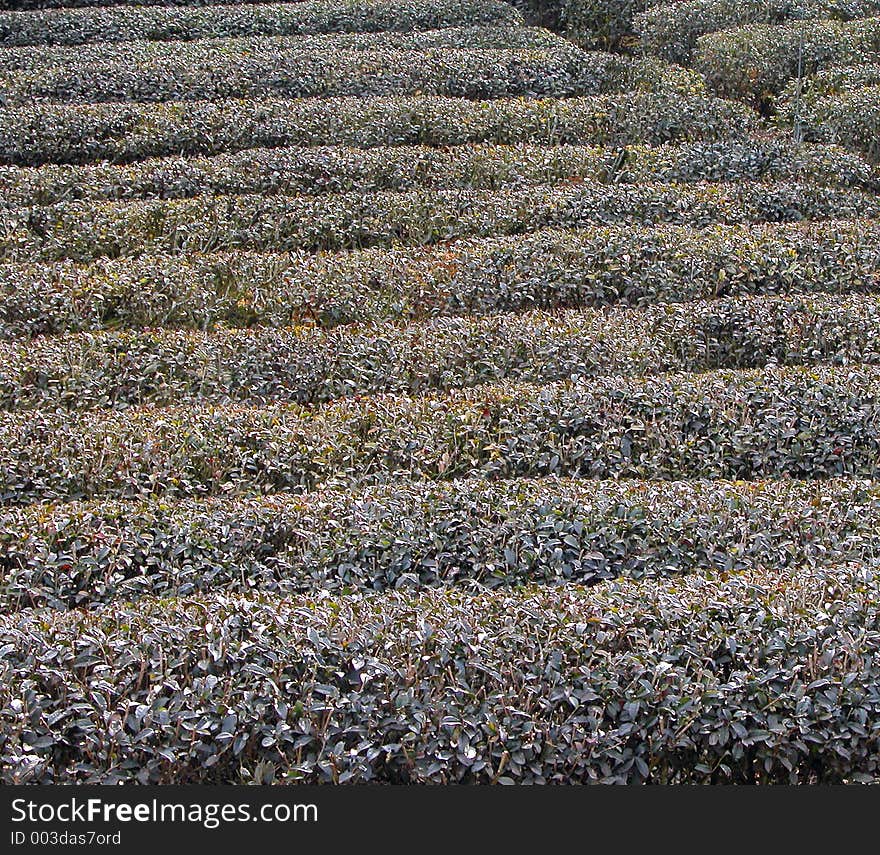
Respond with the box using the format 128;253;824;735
1;293;878;410
0;47;630;105
0;91;756;167
2;181;875;262
3;564;880;782
2;476;877;606
2;219;876;334
4;138;875;206
0;25;565;71
1;363;879;503
0;0;521;46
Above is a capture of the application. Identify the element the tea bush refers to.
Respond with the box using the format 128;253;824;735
1;363;879;503
1;294;879;410
0;48;626;105
1;477;878;607
2;0;880;788
695;15;880;103
511;0;658;49
0;0;521;47
4;181;874;262
778;85;880;160
779;61;880;98
3;566;880;782
0;92;756;167
2;220;876;335
637;0;880;63
0;25;565;73
4;137;875;206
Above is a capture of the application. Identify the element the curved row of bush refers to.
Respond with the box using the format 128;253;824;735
779;85;880;161
637;0;880;63
0;51;705;107
780;62;880;98
2;220;876;335
0;0;288;8
511;0;656;50
0;92;756;167
0;0;521;47
1;363;879;503
695;14;880;103
3;181;876;263
2;476;878;607
0;47;629;105
4;564;880;783
0;25;566;73
1;294;879;411
2;138;874;206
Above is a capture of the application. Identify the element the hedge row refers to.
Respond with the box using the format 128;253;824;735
2;477;878;608
1;220;876;335
0;0;521;46
780;62;880;97
695;15;880;103
558;1;643;49
0;49;706;104
2;294;879;411
0;1;285;8
0;48;630;105
0;25;566;73
4;564;880;783
3;180;873;264
3;138;873;207
510;0;654;49
637;0;880;63
1;363;879;503
779;85;880;161
3;181;875;263
0;92;754;168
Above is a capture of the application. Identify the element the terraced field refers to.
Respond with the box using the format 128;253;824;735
1;0;879;784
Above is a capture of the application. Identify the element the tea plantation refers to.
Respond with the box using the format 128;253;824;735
1;0;880;784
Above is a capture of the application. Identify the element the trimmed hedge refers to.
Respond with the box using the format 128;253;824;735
3;181;874;263
1;477;879;607
1;363;879;503
779;85;880;161
1;219;876;335
0;92;755;167
1;294;880;410
637;0;880;63
2;138;873;206
0;25;566;73
0;48;627;105
780;62;880;98
510;0;654;49
0;0;522;47
4;565;880;782
0;1;296;7
563;0;657;49
695;15;880;103
3;0;878;793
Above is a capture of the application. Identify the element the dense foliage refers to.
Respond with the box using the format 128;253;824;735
5;180;875;262
4;567;880;783
637;0;880;62
695;14;880;103
2;477;878;607
2;0;879;785
0;91;754;167
0;0;521;46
